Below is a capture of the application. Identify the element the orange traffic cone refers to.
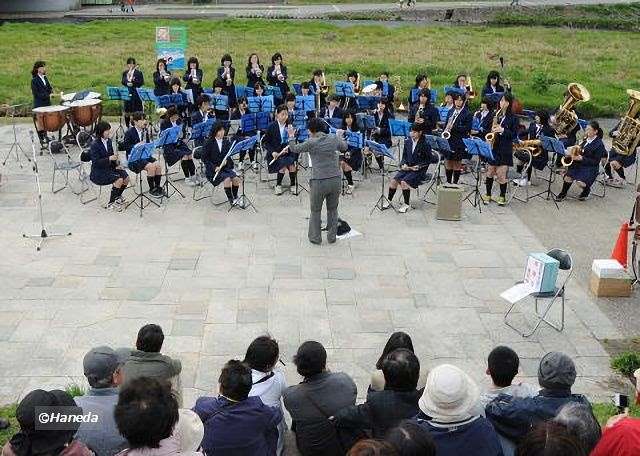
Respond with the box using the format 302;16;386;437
611;222;629;268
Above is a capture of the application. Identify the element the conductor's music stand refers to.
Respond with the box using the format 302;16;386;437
463;137;494;213
367;140;398;214
528;135;566;210
125;143;160;217
155;125;185;200
2;104;31;167
228;135;259;212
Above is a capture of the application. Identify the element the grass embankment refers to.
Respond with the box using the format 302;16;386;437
0;19;638;117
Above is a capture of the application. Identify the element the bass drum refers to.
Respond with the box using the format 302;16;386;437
32;105;69;132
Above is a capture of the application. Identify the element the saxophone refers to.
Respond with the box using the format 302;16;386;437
485;106;505;148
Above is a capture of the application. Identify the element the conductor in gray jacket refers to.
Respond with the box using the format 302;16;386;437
286;118;347;244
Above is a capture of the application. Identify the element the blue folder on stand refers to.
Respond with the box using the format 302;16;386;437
365;140;395;160
212;94;229;111
266;86;283;100
540;135;566;155
155;126;182;147
235;85;254;100
136;88;156;103
128;143;156;163
191;119;215;141
293;83;302;96
425;135;452;156
325;118;342;129
438;106;451;123
156;93;187;108
229;135;258;157
463;137;494;161
106;86;130;101
295;95;315;112
248;96;274;113
444;86;466;97
356;96;380;111
357;114;375;131
389;119;411;138
335;81;356;99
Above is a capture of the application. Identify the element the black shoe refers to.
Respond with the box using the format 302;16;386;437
578;191;590;201
555;193;566;202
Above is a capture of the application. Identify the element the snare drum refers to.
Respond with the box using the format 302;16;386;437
69;99;102;127
32;105;69;132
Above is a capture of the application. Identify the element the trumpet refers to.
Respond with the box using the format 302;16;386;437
126;64;138;84
561;144;583;167
467;74;476;100
160;69;171;82
320;71;329;94
354;72;361;94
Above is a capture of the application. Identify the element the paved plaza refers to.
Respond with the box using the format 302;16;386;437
0;122;636;416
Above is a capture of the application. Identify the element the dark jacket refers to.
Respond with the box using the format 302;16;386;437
263;121;289;155
474;110;495;137
401;136;434;168
121;69;144;113
409;104;440;134
202;137;233;179
481;84;506;98
333;387;422;438
89;138;117;183
123;127;148;158
190;109;211;127
246;64;265;88
266;65;290;100
525;122;555;141
183;68;204;100
444;106;473;153
492;112;519;157
372;110;394;148
194;395;282;456
31;74;53;108
153;71;171;97
322;106;344;120
485;389;591;442
575;137;607;168
417;415;504;456
283;372;358;456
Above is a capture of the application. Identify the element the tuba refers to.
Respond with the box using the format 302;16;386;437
514;139;543;157
561;144;583;167
554;83;591;136
611;89;640;156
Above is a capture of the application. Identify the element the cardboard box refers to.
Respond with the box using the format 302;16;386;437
590;272;633;297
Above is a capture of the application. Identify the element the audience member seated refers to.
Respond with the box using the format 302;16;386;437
333;349;422;438
114;377;203;455
370;332;427;392
244;336;288;456
283;341;359;455
590;414;640;456
75;346;129;456
415;364;503;456
347;439;398;456
1;389;93;456
193;359;282;455
122;324;183;405
515;421;586;456
553;402;601;454
385;420;436;456
486;352;591;443
479;346;538;409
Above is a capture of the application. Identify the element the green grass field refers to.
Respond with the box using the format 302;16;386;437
0;19;638;117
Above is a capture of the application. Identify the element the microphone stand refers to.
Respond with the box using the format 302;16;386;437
2;104;31;167
22;131;72;251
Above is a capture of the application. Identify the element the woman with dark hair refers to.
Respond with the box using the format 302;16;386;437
482;71;505;98
408;74;429;109
442;92;473;184
267;52;289;104
556;120;607;201
513;110;553;187
348;439;398;456
121;57;144;128
159;106;196;185
152;58;171;97
202;121;240;205
340;111;363;193
339;70;360;110
183;56;203;102
370;332;417;391
217;53;236;107
167;77;188;120
386;420;436;456
482;93;519;206
89;121;130;211
246;53;265;88
254;82;266;98
408;89;439;135
516;422;586;456
211;77;229;120
370;98;394;172
472;97;495;138
31;60;54;145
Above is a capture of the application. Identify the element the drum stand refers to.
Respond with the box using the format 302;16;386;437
2;104;31;167
22;131;72;251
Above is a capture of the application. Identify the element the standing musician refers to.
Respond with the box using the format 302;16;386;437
378;72;396;107
183;57;203;103
513;110;553;187
442;92;472;184
203;122;241;205
408;74;429;110
230;97;258;170
267;52;290;104
408;89;439;135
264;105;298;195
370;98;394;172
471;97;495;138
482;93;519;206
89;121;130;211
160;106;197;186
246;53;265;88
121;57;144;128
340;70;360;110
323;95;344;121
153;58;172;97
309;69;328;112
217;54;236;107
340;112;362;194
481;71;505;99
382;124;434;213
556;120;607;201
605;121;637;187
31;61;54;146
123;112;164;198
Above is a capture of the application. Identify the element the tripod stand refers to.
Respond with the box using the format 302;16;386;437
22;131;72;251
292;157;308;196
230;162;257;212
528;153;560;210
370;163;397;215
2;104;31;167
126;171;160;217
462;157;483;213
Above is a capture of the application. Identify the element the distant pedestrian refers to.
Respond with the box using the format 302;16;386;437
120;0;135;13
510;0;520;6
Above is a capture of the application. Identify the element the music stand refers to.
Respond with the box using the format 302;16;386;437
335;81;356;109
191;119;215;143
292;83;302;96
367;140;397;214
212;94;229;112
423;135;448;204
295;95;315;113
136;88;157;136
390;120;411;138
462;137;494;213
266;86;283;101
2;104;31;167
125;143;160;217
438;106;451;123
256;112;271;130
444;86;466;97
228;135;259;212
528;135;566;209
485;92;505;106
155;125;185;199
356;96;380;112
107;86;130;135
248;95;275;113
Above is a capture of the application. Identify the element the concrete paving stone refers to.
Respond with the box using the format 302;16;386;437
357;297;415;310
325;282;356;305
201;323;269;356
238;307;268;324
25;277;55;287
420;308;486;335
93;255;122;267
116;303;175;320
357;309;393;333
452;250;506;268
9;319;50;342
175;301;207;320
327;268;356;281
574;356;614;377
171;320;205;338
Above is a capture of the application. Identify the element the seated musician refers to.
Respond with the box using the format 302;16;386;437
382;124;434;213
323;95;344;121
160;106;196;186
513;110;553;187
285;93;297;122
309;69;327;111
89;121;130;211
153;58;171;97
481;71;505;98
340;112;363;194
471;97;495;138
408;74;429;111
265;105;298;195
203;122;240;206
339;70;359;110
253;82;266;98
123;112;164;197
556;120;607;201
168;77;188;119
605;120;637;187
441;91;455;110
191;95;212;126
230;97;257;170
408;89;439;135
370;98;394;172
211;77;229;120
443;92;472;184
482;93;519;206
453;74;472;99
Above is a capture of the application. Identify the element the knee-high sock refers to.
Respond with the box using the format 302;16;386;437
485;177;494;195
526;166;533;181
453;170;461;184
402;189;411;205
232;185;239;199
276;172;284;186
147;176;155;190
109;186;119;204
344;170;353;185
388;187;397;201
617;167;626;180
375;155;384;170
445;169;453;183
559;181;572;197
187;159;196;177
289;171;297;187
154;174;162;188
605;163;613;178
180;160;190;178
224;187;233;202
499;183;507;197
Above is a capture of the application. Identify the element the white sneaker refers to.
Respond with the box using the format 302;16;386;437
346;184;354;194
275;185;283;195
610;177;625;188
381;200;391;210
398;203;411;213
106;202;123;212
252;162;258;171
290;185;299;195
116;195;127;205
185;176;197;187
513;178;529;187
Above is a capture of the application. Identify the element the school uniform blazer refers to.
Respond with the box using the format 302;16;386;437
202;138;233;179
384;82;396;104
246;65;265;87
123;127;147;158
153;71;171;97
575;137;606;169
527;123;555;140
308;79;327;108
481;84;505;98
217;66;236;84
401;137;433;168
267;65;289;86
445;107;473;152
89;138;116;180
492;113;519;156
31;75;52;108
409;104;440;134
121;69;144;110
475;111;495;137
190;110;210;126
323;106;344;120
373;110;394;148
263;121;288;155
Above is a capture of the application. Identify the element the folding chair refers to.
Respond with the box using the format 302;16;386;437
421;151;442;205
504;248;573;338
48;141;84;195
591;149;609;198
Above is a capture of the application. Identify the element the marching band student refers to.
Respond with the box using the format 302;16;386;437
267;52;290;104
31;61;53;146
513;110;553;187
217;53;236;107
605;121;636;187
378;71;395;106
340;70;359;110
309;69;328;111
121;57;144;128
371;97;394;172
160;106;197;186
123;112;164;197
264;105;297;195
246;53;265;88
471;97;495;138
408;74;429;109
191;95;212;149
153;58;171;97
90;121;130;211
285;93;297;124
453;74;469;92
440;91;455;110
203;122;241;205
340;111;362;194
212;77;229;120
183;56;203;102
481;71;505;98
168;77;189;120
382;124;434;213
254;82;266;98
231;97;258;170
483;93;519;206
299;82;316;119
443;92;472;184
323;95;344;120
556;120;607;201
408;89;439;135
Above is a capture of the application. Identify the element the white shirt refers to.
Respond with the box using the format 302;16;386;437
216;138;224;153
102;138;109;152
38;74;47;86
200;110;208;122
135;128;144;143
248;369;287;408
585;136;595;146
278;121;287;142
411;140;417;153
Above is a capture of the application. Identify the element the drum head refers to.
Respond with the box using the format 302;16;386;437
362;84;378;94
33;105;69;113
70;99;101;107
